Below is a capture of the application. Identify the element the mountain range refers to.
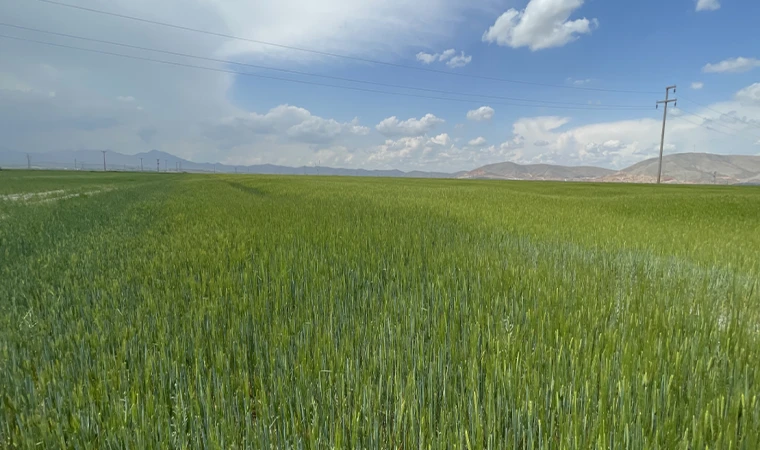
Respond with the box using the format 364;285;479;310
1;149;759;185
459;153;760;185
0;149;462;178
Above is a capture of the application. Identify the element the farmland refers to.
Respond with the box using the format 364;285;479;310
1;170;759;448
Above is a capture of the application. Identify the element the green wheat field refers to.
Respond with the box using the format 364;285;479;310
1;170;759;449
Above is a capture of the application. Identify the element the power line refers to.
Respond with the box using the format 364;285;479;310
0;33;654;111
35;0;660;95
679;96;760;131
673;115;736;137
0;23;651;110
676;106;760;140
673;112;760;144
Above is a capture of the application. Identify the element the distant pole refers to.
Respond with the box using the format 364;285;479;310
655;85;677;184
140;157;143;172
101;151;107;171
74;158;77;170
27;153;31;169
157;158;160;172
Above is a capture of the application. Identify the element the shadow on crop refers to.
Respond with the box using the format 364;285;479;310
224;181;267;196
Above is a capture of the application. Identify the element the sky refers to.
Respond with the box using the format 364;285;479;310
0;0;759;172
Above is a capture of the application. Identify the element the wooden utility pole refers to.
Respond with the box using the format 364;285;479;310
101;151;107;171
157;158;160;172
140;157;143;172
656;85;677;184
74;158;77;170
27;153;31;169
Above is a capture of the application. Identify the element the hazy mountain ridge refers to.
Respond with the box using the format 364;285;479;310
0;149;463;179
611;153;760;184
462;153;760;185
3;149;759;184
460;161;614;181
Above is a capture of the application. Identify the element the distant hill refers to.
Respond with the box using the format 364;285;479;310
4;148;759;184
462;153;760;185
602;153;760;184
0;149;463;179
459;161;614;181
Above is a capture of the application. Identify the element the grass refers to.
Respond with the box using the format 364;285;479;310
1;171;759;448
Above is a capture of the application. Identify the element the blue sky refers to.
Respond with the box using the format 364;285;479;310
0;0;759;171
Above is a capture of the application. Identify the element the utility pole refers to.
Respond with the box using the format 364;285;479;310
102;151;107;171
26;153;31;169
74;158;77;170
140;157;143;172
157;159;160;172
656;85;677;184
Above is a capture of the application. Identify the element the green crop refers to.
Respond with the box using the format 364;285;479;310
1;171;759;448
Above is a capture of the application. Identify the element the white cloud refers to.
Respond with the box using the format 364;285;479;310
569;78;592;86
0;0;492;168
207;105;369;147
473;85;760;169
482;0;598;51
116;96;135;103
466;106;495;121
696;0;720;11
212;0;490;62
416;52;438;64
703;57;760;74
367;136;429;163
690;82;704;90
430;133;451;146
468;136;487;146
438;49;457;61
416;48;472;68
735;83;760;106
446;52;472;68
376;113;444;137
